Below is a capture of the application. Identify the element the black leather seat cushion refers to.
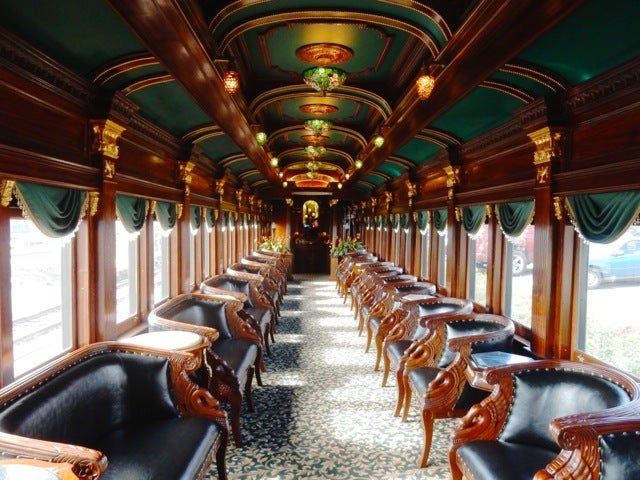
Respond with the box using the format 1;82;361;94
95;417;221;480
245;306;272;334
437;320;509;368
211;339;258;375
457;440;558;480
412;303;464;341
387;340;413;363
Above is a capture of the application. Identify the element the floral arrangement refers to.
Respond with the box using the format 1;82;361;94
330;236;366;257
259;236;291;254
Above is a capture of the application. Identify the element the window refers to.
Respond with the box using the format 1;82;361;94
419;228;430;279
437;230;447;287
153;220;170;304
468;223;488;306
10;218;72;377
577;226;640;376
503;225;534;327
115;220;139;322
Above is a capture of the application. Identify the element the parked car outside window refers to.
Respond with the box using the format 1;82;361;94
475;225;534;276
588;231;640;288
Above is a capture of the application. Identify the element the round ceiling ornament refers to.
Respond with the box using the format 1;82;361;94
296;43;353;65
299;104;338;116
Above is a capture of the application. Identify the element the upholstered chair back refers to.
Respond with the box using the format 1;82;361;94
159;297;232;339
499;368;633;452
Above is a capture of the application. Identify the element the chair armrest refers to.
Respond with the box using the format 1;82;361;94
0;432;107;480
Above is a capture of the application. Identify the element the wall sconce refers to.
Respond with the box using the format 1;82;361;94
282;181;288;187
222;69;240;94
337;182;343;189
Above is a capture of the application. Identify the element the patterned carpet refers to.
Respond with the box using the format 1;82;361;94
207;275;457;480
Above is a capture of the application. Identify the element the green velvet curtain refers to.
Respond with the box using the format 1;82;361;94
116;194;148;234
416;210;429;233
14;181;87;238
433;208;447;233
204;208;217;230
190;206;201;231
155;201;177;231
566;190;640;243
496;201;534;237
390;213;399;231
462;205;487;236
401;212;410;231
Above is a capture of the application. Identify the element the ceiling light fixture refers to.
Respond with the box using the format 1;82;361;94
305;145;326;158
416;68;435;100
354;159;363;169
270;156;279;167
373;134;384;148
222;69;240;94
304;119;332;137
255;131;267;146
302;66;347;95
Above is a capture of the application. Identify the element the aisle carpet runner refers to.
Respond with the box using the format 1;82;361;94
208;275;456;480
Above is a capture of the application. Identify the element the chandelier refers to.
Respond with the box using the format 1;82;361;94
305;145;326;158
304;119;332;137
302;66;347;95
416;73;435;100
305;160;321;172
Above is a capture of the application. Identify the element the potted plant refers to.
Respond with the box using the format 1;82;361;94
329;236;365;279
258;236;293;279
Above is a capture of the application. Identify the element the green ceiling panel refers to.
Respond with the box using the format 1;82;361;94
394;139;443;166
198;136;242;163
129;83;211;137
490;70;555;98
375;162;406;179
361;173;386;188
517;0;640;85
431;88;524;142
2;0;144;76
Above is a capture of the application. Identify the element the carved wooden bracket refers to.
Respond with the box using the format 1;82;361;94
527;127;564;186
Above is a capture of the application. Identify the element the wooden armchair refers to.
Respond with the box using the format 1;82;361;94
349;265;403;313
380;296;475;387
342;260;393;303
149;293;263;448
0;342;229;480
241;255;287;295
356;274;418;335
449;360;640;480
399;313;515;467
200;273;277;355
365;282;437;362
227;262;282;314
335;252;376;295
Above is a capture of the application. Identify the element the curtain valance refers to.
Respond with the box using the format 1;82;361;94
566;190;640;243
416;210;429;234
14;181;88;238
155;201;177;231
461;205;486;236
496;201;534;237
190;206;201;231
116;195;148;234
433;208;447;233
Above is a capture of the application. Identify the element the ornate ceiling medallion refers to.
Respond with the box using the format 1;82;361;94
301;134;329;144
299;104;339;116
296;43;353;65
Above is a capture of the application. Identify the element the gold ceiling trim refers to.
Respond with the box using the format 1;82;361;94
250;86;392;121
211;4;449;53
214;11;441;58
501;62;569;94
122;73;174;96
92;53;158;85
182;125;225;143
270;125;367;150
480;80;534;104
